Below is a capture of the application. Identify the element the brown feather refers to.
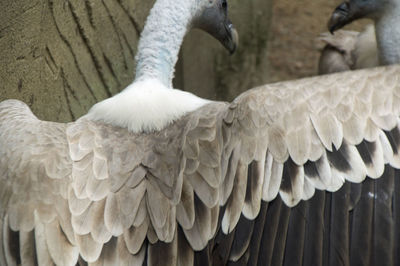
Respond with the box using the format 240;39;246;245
45;220;79;266
222;161;248;234
176;180;195;230
75;233;103;263
124;222;148;255
147;230;178;266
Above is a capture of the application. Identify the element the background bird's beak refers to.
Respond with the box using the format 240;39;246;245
328;2;355;33
193;2;239;54
223;21;239;54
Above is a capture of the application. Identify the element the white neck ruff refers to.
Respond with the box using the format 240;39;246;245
84;0;211;133
84;79;210;133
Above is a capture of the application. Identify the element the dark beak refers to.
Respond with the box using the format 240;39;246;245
193;4;239;54
223;21;239;54
328;2;353;33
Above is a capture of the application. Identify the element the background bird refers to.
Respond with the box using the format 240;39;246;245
1;0;400;266
328;0;400;65
318;0;400;74
318;25;378;74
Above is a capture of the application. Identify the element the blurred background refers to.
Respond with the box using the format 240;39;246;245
0;0;369;122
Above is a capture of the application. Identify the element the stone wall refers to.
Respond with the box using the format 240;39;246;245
0;0;370;122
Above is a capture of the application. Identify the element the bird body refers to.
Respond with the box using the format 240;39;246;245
318;25;379;74
2;63;400;264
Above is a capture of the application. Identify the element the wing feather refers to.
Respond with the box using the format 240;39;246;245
279;158;305;207
228;216;255;262
182;195;213;251
45;219;79;266
2;65;400;263
0;220;6;266
243;160;265;219
356;140;385;178
283;202;307;266
35;217;55;265
264;158;283;201
2;215;18;266
90;199;112;244
372;166;395;266
68;187;92;216
147;229;178;266
117;235;147;265
71;202;95;236
221;160;248;234
177;228;194;266
350;179;374;265
123;222;148;255
270;203;290;266
303;191;325;266
176;180;195;229
90;237;118;266
19;230;36;265
75;233;103;263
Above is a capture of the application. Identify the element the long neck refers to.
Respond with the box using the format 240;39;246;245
375;4;400;65
134;0;198;87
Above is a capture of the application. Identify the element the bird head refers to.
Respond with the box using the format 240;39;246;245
328;0;393;33
192;0;239;54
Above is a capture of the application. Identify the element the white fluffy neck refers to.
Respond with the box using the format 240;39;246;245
375;4;400;64
134;0;198;87
85;0;211;133
85;79;210;132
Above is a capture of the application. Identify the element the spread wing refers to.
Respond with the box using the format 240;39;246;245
0;100;74;265
1;64;400;265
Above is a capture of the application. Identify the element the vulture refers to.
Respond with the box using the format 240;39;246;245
318;25;378;74
328;0;400;66
319;0;400;73
1;0;400;265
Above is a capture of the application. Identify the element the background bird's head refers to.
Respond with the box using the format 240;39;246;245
192;0;239;54
328;0;395;33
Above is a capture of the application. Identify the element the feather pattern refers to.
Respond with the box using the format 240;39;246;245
1;63;400;264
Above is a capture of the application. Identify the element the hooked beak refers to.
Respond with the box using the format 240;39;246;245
223;21;239;54
193;3;239;54
328;2;355;33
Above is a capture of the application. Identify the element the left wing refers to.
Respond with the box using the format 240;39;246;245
0;100;74;265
